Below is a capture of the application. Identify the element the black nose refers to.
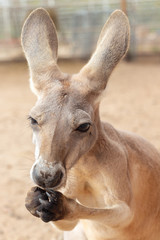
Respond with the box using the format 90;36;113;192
32;164;64;188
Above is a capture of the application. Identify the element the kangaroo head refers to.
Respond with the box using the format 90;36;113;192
21;8;130;190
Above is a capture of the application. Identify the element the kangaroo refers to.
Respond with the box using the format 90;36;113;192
21;8;160;240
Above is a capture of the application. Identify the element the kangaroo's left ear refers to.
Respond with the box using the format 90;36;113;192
79;10;130;93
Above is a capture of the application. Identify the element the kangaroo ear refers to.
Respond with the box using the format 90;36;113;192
79;10;130;93
21;8;60;95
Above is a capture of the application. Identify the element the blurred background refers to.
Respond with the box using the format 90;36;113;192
0;1;160;240
0;0;160;60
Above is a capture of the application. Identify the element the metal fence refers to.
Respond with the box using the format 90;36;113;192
0;0;160;61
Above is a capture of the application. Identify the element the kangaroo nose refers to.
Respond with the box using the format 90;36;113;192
32;163;64;188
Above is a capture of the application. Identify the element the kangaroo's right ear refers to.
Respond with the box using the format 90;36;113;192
21;8;60;95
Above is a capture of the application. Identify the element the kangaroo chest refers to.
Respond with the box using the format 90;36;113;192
61;167;115;209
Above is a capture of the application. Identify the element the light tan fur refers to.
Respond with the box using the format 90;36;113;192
22;8;160;240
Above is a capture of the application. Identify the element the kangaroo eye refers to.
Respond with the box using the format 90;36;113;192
28;116;38;125
76;123;90;132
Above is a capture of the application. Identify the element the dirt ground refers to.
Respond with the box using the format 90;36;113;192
0;60;160;240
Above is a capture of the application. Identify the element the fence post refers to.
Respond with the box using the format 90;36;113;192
121;0;135;61
121;0;127;14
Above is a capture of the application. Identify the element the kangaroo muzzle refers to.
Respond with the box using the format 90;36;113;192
32;161;65;189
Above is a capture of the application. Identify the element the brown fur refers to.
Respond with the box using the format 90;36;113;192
22;8;160;240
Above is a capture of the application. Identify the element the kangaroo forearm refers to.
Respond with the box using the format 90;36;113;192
50;194;133;228
71;201;133;227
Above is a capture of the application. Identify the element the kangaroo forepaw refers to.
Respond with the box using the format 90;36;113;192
25;186;65;222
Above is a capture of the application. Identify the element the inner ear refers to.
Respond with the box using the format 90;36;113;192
79;10;130;94
21;8;62;95
21;8;58;71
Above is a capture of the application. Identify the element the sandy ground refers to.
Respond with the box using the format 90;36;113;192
0;60;160;240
